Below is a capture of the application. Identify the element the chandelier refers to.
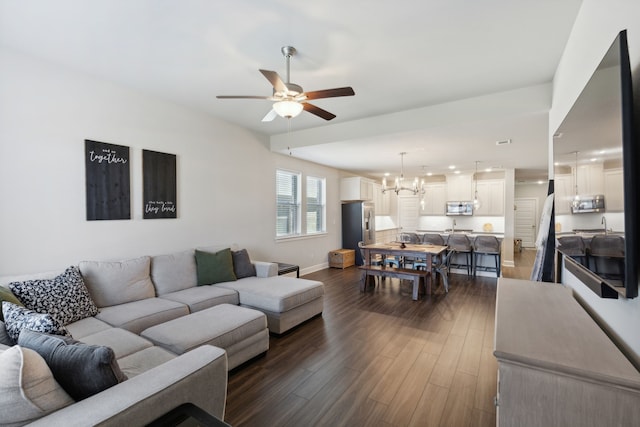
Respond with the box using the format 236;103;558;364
382;152;425;195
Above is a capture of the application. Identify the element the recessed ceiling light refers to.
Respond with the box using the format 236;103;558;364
485;168;492;172
384;172;390;176
448;165;455;170
590;158;597;162
427;172;433;176
496;139;512;145
454;170;460;174
537;180;544;185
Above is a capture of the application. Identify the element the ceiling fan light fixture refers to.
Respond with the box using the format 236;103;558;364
273;100;303;118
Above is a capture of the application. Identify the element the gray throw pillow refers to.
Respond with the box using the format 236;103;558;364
2;302;70;342
232;249;257;279
9;266;99;325
18;330;127;401
0;321;13;346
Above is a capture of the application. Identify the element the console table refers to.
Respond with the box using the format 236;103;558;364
494;278;640;426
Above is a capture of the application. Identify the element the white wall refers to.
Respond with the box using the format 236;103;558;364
0;47;341;276
550;0;640;363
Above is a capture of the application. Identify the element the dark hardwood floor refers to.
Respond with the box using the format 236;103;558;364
225;250;534;426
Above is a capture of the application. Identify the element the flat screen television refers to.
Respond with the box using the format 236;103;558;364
553;30;638;299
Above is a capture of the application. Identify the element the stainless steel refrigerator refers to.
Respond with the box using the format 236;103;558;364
342;201;375;265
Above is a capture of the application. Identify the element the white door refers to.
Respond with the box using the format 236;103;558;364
515;198;537;248
398;195;419;233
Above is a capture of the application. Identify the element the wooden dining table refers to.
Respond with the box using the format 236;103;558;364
359;243;448;299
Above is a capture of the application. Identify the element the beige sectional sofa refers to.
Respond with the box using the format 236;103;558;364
0;246;324;426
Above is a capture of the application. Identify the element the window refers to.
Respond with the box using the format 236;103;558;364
306;176;326;234
276;169;301;237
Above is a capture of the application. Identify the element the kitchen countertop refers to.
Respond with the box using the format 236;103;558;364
416;230;504;238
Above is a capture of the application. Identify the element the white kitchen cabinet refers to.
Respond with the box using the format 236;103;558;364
576;163;604;195
340;177;374;201
554;173;574;215
419;182;446;215
494;278;640;426
446;173;473;201
603;168;624;212
474;179;504;216
372;182;392;215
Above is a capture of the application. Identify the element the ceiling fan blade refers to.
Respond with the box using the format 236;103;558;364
303;103;336;121
216;95;270;99
262;109;278;122
259;69;287;93
303;87;355;100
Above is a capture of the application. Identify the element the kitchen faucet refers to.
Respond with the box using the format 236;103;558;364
452;219;456;234
601;216;608;235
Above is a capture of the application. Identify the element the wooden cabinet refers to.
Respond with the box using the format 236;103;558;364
494;278;640;426
420;182;446;215
554;173;574;215
446;174;473;201
474;179;504;216
603;168;624;212
340;177;374;201
576;163;604;196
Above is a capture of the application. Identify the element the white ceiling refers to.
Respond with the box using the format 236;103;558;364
0;0;584;180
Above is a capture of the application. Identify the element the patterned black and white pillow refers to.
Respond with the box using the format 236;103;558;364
9;266;98;325
2;302;71;342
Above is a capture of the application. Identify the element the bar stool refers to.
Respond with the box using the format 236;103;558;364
557;236;587;267
589;235;625;281
422;233;445;246
447;234;473;276
473;235;501;277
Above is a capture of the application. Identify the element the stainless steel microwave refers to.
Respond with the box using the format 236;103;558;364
571;195;605;214
446;201;473;216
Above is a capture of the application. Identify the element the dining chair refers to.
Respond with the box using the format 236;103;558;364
399;232;420;244
473;235;501;277
434;249;455;292
358;241;383;286
447;234;473;276
557;236;588;267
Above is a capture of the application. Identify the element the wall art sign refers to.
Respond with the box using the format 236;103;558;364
143;149;177;219
85;139;131;221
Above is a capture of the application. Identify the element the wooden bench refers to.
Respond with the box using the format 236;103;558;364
358;265;430;300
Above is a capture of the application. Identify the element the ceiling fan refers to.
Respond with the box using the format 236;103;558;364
216;46;355;122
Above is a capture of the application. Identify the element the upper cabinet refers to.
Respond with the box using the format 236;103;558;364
340;177;374;201
446;174;473;201
554;174;574;215
603;168;624;212
576;163;604;196
420;182;446;215
372;182;392;215
474;179;505;216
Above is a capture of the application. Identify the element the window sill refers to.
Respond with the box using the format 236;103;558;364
275;232;328;243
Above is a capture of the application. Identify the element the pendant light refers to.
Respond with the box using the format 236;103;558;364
473;161;482;210
571;151;580;209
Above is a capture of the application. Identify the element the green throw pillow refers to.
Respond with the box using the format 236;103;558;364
195;248;237;285
0;287;22;321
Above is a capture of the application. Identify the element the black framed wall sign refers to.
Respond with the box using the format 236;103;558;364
143;149;177;219
85;140;131;221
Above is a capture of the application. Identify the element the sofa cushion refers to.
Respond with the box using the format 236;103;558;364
0;345;74;426
117;346;177;378
95;297;188;335
218;276;325;313
159;285;239;313
0;286;22;321
233;249;257;279
2;302;70;342
150;250;198;295
18;330;127;401
78;328;154;359
65;316;112;339
79;256;156;307
8;266;99;325
195;248;237;285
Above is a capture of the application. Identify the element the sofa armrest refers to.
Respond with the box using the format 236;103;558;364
28;345;228;427
253;261;278;277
